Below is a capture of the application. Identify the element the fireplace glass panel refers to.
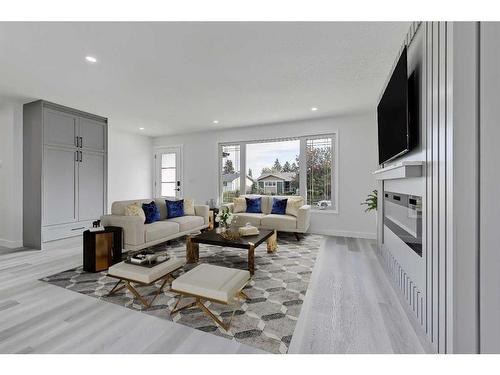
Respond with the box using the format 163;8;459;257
384;191;422;256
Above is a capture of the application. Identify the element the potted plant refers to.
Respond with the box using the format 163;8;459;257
361;190;377;212
215;207;234;233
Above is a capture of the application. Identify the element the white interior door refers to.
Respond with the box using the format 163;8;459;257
155;146;183;198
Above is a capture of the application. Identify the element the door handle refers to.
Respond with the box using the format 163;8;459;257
75;150;79;162
75;136;79;147
79;136;83;148
79;151;82;162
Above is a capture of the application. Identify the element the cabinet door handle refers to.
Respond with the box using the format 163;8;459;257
79;151;82;162
75;150;79;161
75;136;79;147
79;136;83;148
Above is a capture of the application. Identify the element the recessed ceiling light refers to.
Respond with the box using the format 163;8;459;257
139;127;145;130
311;107;318;111
213;120;219;124
85;56;98;63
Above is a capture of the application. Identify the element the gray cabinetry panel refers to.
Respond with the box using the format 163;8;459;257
79;117;106;152
78;151;105;222
43;147;77;226
23;100;107;249
43;108;77;147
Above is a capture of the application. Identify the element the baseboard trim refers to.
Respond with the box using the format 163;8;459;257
308;229;376;239
0;238;23;249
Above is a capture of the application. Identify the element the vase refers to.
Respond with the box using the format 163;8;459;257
216;225;227;234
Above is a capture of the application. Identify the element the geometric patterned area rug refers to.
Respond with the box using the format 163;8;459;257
41;233;322;354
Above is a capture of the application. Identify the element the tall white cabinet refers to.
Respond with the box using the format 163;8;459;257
23;100;107;249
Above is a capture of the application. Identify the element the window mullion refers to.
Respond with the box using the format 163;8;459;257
240;142;246;196
218;144;224;203
299;138;307;199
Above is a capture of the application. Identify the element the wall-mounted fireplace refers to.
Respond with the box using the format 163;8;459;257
384;191;422;256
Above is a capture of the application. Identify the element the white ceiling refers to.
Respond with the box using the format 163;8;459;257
0;22;409;136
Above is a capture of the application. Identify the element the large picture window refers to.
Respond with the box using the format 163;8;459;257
219;134;337;211
246;139;300;196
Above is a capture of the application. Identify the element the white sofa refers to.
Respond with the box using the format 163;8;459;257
223;195;311;240
101;198;209;251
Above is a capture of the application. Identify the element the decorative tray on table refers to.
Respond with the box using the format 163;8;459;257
125;250;170;268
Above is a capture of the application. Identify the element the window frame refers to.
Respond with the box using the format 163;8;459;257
218;132;338;213
218;143;244;204
304;134;338;213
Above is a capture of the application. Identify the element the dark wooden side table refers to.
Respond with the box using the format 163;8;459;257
83;226;123;272
208;207;220;230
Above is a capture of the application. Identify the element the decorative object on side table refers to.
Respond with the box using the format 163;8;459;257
215;207;233;233
83;226;123;272
89;219;105;232
207;198;219;209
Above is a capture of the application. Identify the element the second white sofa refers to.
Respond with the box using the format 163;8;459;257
223;194;311;239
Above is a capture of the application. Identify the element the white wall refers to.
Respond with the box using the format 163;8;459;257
0;101;23;248
154;112;378;238
107;127;153;211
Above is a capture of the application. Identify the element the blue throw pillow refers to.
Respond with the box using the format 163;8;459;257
166;199;184;219
271;198;288;215
245;197;262;213
142;201;160;224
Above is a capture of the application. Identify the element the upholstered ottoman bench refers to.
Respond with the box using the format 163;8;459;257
170;264;251;330
107;257;185;308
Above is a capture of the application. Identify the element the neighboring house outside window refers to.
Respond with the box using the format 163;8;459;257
256;172;297;195
221;172;254;195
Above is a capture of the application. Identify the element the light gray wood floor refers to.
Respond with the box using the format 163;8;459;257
0;239;263;354
0;236;432;354
289;236;433;353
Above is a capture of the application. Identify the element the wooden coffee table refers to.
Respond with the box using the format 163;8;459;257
186;229;277;275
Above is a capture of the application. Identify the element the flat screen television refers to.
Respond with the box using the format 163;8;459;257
377;47;409;165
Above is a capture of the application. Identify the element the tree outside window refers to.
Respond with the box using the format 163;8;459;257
306;138;333;209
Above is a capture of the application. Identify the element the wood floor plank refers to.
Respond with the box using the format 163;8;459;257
0;300;19;312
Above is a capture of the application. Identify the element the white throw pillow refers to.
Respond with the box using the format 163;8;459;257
125;202;146;223
184;198;195;216
233;197;246;213
286;197;304;217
